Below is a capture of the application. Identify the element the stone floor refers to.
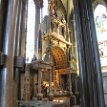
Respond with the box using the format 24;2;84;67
17;100;69;107
71;105;79;107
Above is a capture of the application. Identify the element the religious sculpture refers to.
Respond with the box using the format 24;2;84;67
48;0;56;16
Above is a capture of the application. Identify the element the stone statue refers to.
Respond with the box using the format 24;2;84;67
48;0;56;16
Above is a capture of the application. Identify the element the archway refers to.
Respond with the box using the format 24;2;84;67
51;46;68;70
51;46;69;89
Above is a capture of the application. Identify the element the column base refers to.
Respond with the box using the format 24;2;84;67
69;91;73;95
37;93;43;100
48;93;54;101
75;91;79;96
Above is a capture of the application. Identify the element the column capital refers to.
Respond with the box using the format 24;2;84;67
22;0;28;5
34;0;43;8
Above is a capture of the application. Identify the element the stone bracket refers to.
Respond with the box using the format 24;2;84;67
0;51;6;66
14;56;25;69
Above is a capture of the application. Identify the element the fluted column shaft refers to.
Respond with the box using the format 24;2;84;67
0;0;21;107
34;3;40;59
0;0;7;51
73;0;105;107
14;0;23;101
0;0;7;101
37;67;42;100
48;69;53;100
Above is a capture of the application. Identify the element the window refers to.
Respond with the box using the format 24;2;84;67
26;0;35;63
43;0;48;19
94;4;107;68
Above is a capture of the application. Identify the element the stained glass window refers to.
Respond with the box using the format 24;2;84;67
94;4;107;67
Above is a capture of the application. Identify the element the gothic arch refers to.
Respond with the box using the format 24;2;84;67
92;0;107;10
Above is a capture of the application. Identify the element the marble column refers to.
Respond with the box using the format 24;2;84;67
34;1;40;59
20;0;27;57
48;69;53;100
73;0;105;107
66;45;72;95
34;0;43;100
34;73;38;96
67;46;73;95
0;0;21;107
14;0;23;102
23;64;32;101
0;0;7;51
0;2;7;100
69;72;73;95
37;67;43;100
71;73;78;95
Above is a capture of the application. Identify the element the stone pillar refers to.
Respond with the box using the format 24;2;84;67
23;64;32;101
20;0;27;57
0;0;7;51
48;69;53;100
14;0;23;102
67;45;73;95
73;0;105;107
0;0;21;107
37;68;43;100
71;73;78;95
34;1;40;59
34;73;38;96
69;72;73;95
15;0;23;56
0;0;7;100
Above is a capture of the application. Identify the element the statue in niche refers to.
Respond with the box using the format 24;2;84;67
48;0;57;16
61;15;66;37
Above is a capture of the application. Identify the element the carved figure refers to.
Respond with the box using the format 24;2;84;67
48;0;56;16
